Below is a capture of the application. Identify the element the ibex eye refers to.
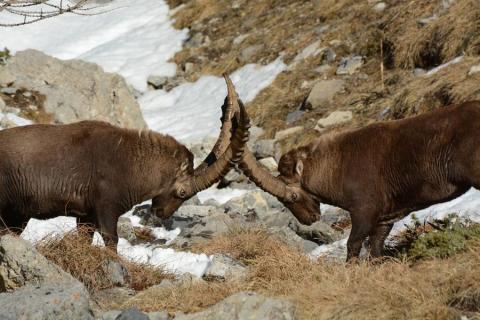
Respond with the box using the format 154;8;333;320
178;189;187;198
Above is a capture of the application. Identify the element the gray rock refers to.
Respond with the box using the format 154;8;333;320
184;62;195;73
0;235;78;290
0;235;93;319
304;79;345;110
147;75;168;89
175;205;219;218
252;139;276;158
417;14;438;26
336;56;363;75
468;64;480;76
274;126;304;141
0;87;16;95
0;281;93;320
315;110;353;130
314;25;330;35
258;157;278;172
175;291;295;320
116;308;150;320
270;226;318;252
0;67;15;86
3;49;146;129
0;96;5;112
240;45;264;63
373;2;386;12
204;254;247;281
413;68;426;76
102;310;122;320
117;216;137;243
102;260;128;286
148;311;169;320
185;33;207;48
291;220;340;245
233;34;249;45
314;65;332;74
285;109;305;124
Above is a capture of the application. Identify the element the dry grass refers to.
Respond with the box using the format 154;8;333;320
36;226;173;292
123;226;480;319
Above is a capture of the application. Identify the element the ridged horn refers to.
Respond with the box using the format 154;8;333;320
182;75;249;197
195;74;238;173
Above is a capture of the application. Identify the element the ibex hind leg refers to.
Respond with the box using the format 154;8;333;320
347;210;377;262
368;223;393;258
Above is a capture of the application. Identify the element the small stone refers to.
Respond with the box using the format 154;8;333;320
373;2;386;12
101;310;122;320
101;260;128;286
252;139;275;158
117;217;136;243
175;205;218;218
417;14;438;26
468;64;480;76
286;109;305;124
314;65;332;74
147;311;169;320
116;308;149;320
336;56;363;75
147;75;168;89
304;79;345;110
185;33;205;48
0;97;5;112
233;34;249;45
314;25;330;35
239;44;264;63
413;68;426;76
315;111;353;130
274;126;304;141
204;254;247;281
184;62;195;73
0;87;16;95
258;157;278;172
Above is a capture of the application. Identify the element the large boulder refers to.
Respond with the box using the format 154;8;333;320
1;49;146;129
304;79;345;110
175;291;295;320
0;235;93;319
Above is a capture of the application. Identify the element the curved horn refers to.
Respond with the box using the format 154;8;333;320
195;74;238;173
182;75;249;197
235;100;295;202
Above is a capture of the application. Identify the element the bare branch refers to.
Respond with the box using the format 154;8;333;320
0;0;109;27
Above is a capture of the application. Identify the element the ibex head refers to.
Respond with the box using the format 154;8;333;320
151;75;250;219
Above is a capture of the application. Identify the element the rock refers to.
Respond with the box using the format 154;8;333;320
468;64;480;76
0;97;5;112
274;126;304;141
373;2;386;12
175;291;295;320
417;14;438;26
116;308;150;320
304;79;345;110
0;281;93;320
252;139;276;158
285;109;305;124
93;287;136;313
315;110;353;130
204;254;247;281
240;44;264;63
314;65;333;74
0;235;93;319
291;220;341;245
184;62;195;73
117;217;137;243
102;260;128;286
147;75;168;89
175;205;219;218
185;33;207;48
336;56;363;75
233;34;249;45
0;234;79;290
413;68;426;76
102;310;122;320
0;67;15;86
314;25;330;35
270;226;318;252
259;157;278;172
0;87;16;95
3;49;146;128
148;311;169;320
248;125;265;143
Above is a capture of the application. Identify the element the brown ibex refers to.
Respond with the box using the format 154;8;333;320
0;75;249;246
229;95;480;261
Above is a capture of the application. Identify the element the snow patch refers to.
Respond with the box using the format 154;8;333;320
0;0;187;91
140;58;286;143
425;56;463;76
197;186;248;204
21;216;76;243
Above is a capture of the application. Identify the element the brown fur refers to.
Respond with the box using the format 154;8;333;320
243;101;480;260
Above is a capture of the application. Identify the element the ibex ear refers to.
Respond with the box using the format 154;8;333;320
295;160;304;176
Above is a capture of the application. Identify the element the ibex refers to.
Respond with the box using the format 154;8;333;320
229;95;480;261
0;75;249;246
